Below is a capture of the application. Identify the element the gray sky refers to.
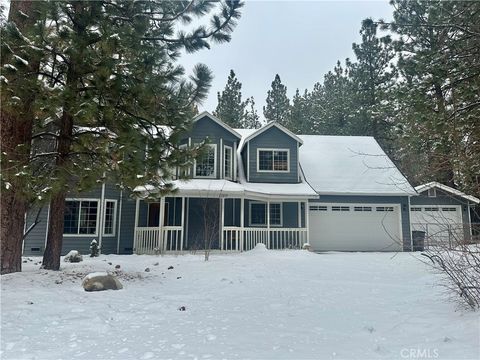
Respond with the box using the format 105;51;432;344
180;1;393;119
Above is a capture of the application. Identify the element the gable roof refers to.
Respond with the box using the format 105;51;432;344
299;135;417;196
192;111;241;139
415;182;480;204
239;122;303;151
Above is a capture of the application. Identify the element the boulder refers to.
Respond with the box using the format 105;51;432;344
64;250;83;263
82;272;123;292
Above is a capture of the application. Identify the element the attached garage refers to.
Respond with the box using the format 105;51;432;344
410;205;463;245
309;203;403;252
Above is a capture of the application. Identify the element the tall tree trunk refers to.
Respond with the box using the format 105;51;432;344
0;1;40;274
42;110;74;270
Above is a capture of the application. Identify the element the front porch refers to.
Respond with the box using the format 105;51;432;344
133;196;309;254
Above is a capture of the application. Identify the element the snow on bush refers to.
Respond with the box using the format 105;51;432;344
64;250;83;263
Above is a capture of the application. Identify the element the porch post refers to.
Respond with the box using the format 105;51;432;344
220;197;225;250
240;197;244;252
305;201;309;246
180;197;185;251
267;200;270;249
159;197;165;252
134;197;140;254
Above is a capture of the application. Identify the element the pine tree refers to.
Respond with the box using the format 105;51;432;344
214;70;245;128
1;0;244;271
0;1;45;274
243;97;261;129
387;0;480;193
263;74;290;125
289;89;312;134
349;18;397;154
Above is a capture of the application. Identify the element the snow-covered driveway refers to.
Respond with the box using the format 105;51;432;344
1;249;479;359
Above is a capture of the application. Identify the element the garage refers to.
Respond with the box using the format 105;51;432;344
410;205;464;245
309;203;403;251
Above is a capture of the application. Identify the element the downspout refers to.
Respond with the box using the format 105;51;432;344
98;181;106;253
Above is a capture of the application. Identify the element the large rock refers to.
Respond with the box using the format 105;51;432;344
82;272;123;292
64;250;83;263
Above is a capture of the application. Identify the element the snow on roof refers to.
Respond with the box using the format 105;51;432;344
135;179;245;197
237;122;303;151
299;135;417;196
193;111;242;139
415;182;479;204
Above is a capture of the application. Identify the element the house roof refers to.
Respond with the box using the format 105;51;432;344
298;135;417;196
415;182;480;204
237;122;303;151
193;111;242;140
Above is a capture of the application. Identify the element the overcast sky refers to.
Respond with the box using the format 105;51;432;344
180;1;393;119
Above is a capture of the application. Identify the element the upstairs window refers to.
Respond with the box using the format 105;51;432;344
428;188;436;197
224;145;233;180
195;144;216;178
64;200;98;235
257;149;289;172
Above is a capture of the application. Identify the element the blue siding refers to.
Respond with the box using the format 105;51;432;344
245;126;299;183
23;183;129;256
310;195;412;251
23;205;49;256
181;115;239;180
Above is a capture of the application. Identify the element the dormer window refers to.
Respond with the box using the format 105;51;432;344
257;148;289;172
195;144;217;178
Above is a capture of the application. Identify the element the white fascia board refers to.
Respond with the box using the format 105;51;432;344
415;181;480;204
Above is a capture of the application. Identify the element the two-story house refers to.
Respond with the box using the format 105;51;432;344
23;111;478;256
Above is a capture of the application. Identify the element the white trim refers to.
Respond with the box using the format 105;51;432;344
297;142;300;182
180;197;185;250
233;142;237;182
220;138;223;179
256;148;290;173
408;196;413;251
239;121;303;152
415;182;479;204
224;145;233;180
247;142;250;182
102;199;118;237
194;143;217;179
63;198;100;237
192;111;242;139
44;205;50;249
98;182;106;251
134;198;140;252
116;190;123;254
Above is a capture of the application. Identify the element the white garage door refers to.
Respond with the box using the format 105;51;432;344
410;206;463;244
309;204;403;252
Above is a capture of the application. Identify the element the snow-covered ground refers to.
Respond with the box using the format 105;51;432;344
1;248;479;360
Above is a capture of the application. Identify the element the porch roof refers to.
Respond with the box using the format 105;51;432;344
134;178;317;199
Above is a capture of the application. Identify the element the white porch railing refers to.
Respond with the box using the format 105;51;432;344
222;227;308;251
134;226;183;254
136;226;308;254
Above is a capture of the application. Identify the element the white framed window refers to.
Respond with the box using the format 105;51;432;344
195;144;217;178
269;203;282;226
64;199;99;236
103;200;117;236
249;202;282;226
257;148;289;172
224;145;233;180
